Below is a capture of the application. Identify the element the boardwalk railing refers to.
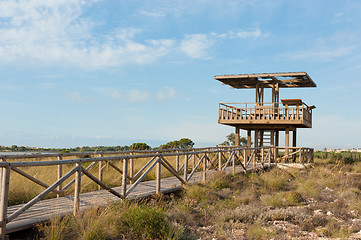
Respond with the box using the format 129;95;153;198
0;146;313;238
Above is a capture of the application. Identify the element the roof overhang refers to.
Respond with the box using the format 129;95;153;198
214;72;316;89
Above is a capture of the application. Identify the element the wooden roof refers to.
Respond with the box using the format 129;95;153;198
214;72;316;89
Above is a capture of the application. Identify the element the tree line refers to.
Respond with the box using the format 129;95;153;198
0;138;195;153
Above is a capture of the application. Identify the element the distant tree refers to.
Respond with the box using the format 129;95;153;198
220;133;247;146
178;138;194;149
158;138;194;149
130;143;151;150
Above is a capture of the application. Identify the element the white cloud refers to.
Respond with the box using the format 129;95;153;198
0;0;266;66
157;87;176;100
180;34;214;59
0;0;174;68
180;29;265;59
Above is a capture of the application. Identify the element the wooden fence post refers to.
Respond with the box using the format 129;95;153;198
184;154;188;182
176;151;179;172
57;156;62;197
73;161;81;216
232;151;235;174
0;160;10;240
193;150;196;170
261;148;264;167
243;149;247;172
253;149;256;169
130;152;134;184
156;157;161;194
218;151;222;171
203;154;207;182
122;158;128;198
98;154;103;190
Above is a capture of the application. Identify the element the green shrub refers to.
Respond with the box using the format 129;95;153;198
283;191;304;205
39;216;72;240
247;222;275;240
259;168;292;191
206;172;232;190
260;194;284;207
118;205;169;239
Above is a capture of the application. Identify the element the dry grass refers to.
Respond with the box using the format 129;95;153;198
14;154;361;239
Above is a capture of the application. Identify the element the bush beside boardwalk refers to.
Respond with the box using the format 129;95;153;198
37;155;361;240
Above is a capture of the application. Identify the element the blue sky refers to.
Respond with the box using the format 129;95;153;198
0;0;360;149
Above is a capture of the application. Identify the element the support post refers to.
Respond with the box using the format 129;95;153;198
254;130;259;148
232;151;235;174
275;131;279;161
192;151;196;170
176;151;179;172
73;162;81;216
235;127;240;146
243;149;247;172
183;154;188;182
285;128;289;162
156;157;161;194
259;130;264;147
122;158;128;197
129;152;134;184
270;130;275;162
57;156;62;197
218;151;222;171
0;159;10;240
292;130;297;162
98;154;103;190
203;154;207;182
247;130;251;161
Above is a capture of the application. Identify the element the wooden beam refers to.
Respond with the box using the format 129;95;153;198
81;167;122;199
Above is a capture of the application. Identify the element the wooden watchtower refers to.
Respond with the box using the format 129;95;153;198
215;72;316;160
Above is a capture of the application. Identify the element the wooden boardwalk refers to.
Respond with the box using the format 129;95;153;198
1;146;313;238
6;164;260;234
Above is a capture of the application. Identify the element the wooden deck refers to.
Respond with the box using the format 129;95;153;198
6;164;264;234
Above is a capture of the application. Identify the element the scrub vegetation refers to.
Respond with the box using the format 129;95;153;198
35;153;361;239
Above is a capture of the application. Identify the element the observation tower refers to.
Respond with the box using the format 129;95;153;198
215;72;316;161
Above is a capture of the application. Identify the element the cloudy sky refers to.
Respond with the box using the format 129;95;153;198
0;0;360;149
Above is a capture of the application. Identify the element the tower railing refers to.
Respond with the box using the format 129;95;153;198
219;102;312;124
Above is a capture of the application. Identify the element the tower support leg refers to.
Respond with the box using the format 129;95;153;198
292;130;297;162
235;127;240;146
285;128;290;162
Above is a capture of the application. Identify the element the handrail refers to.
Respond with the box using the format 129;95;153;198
219;102;313;124
219;101;311;109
